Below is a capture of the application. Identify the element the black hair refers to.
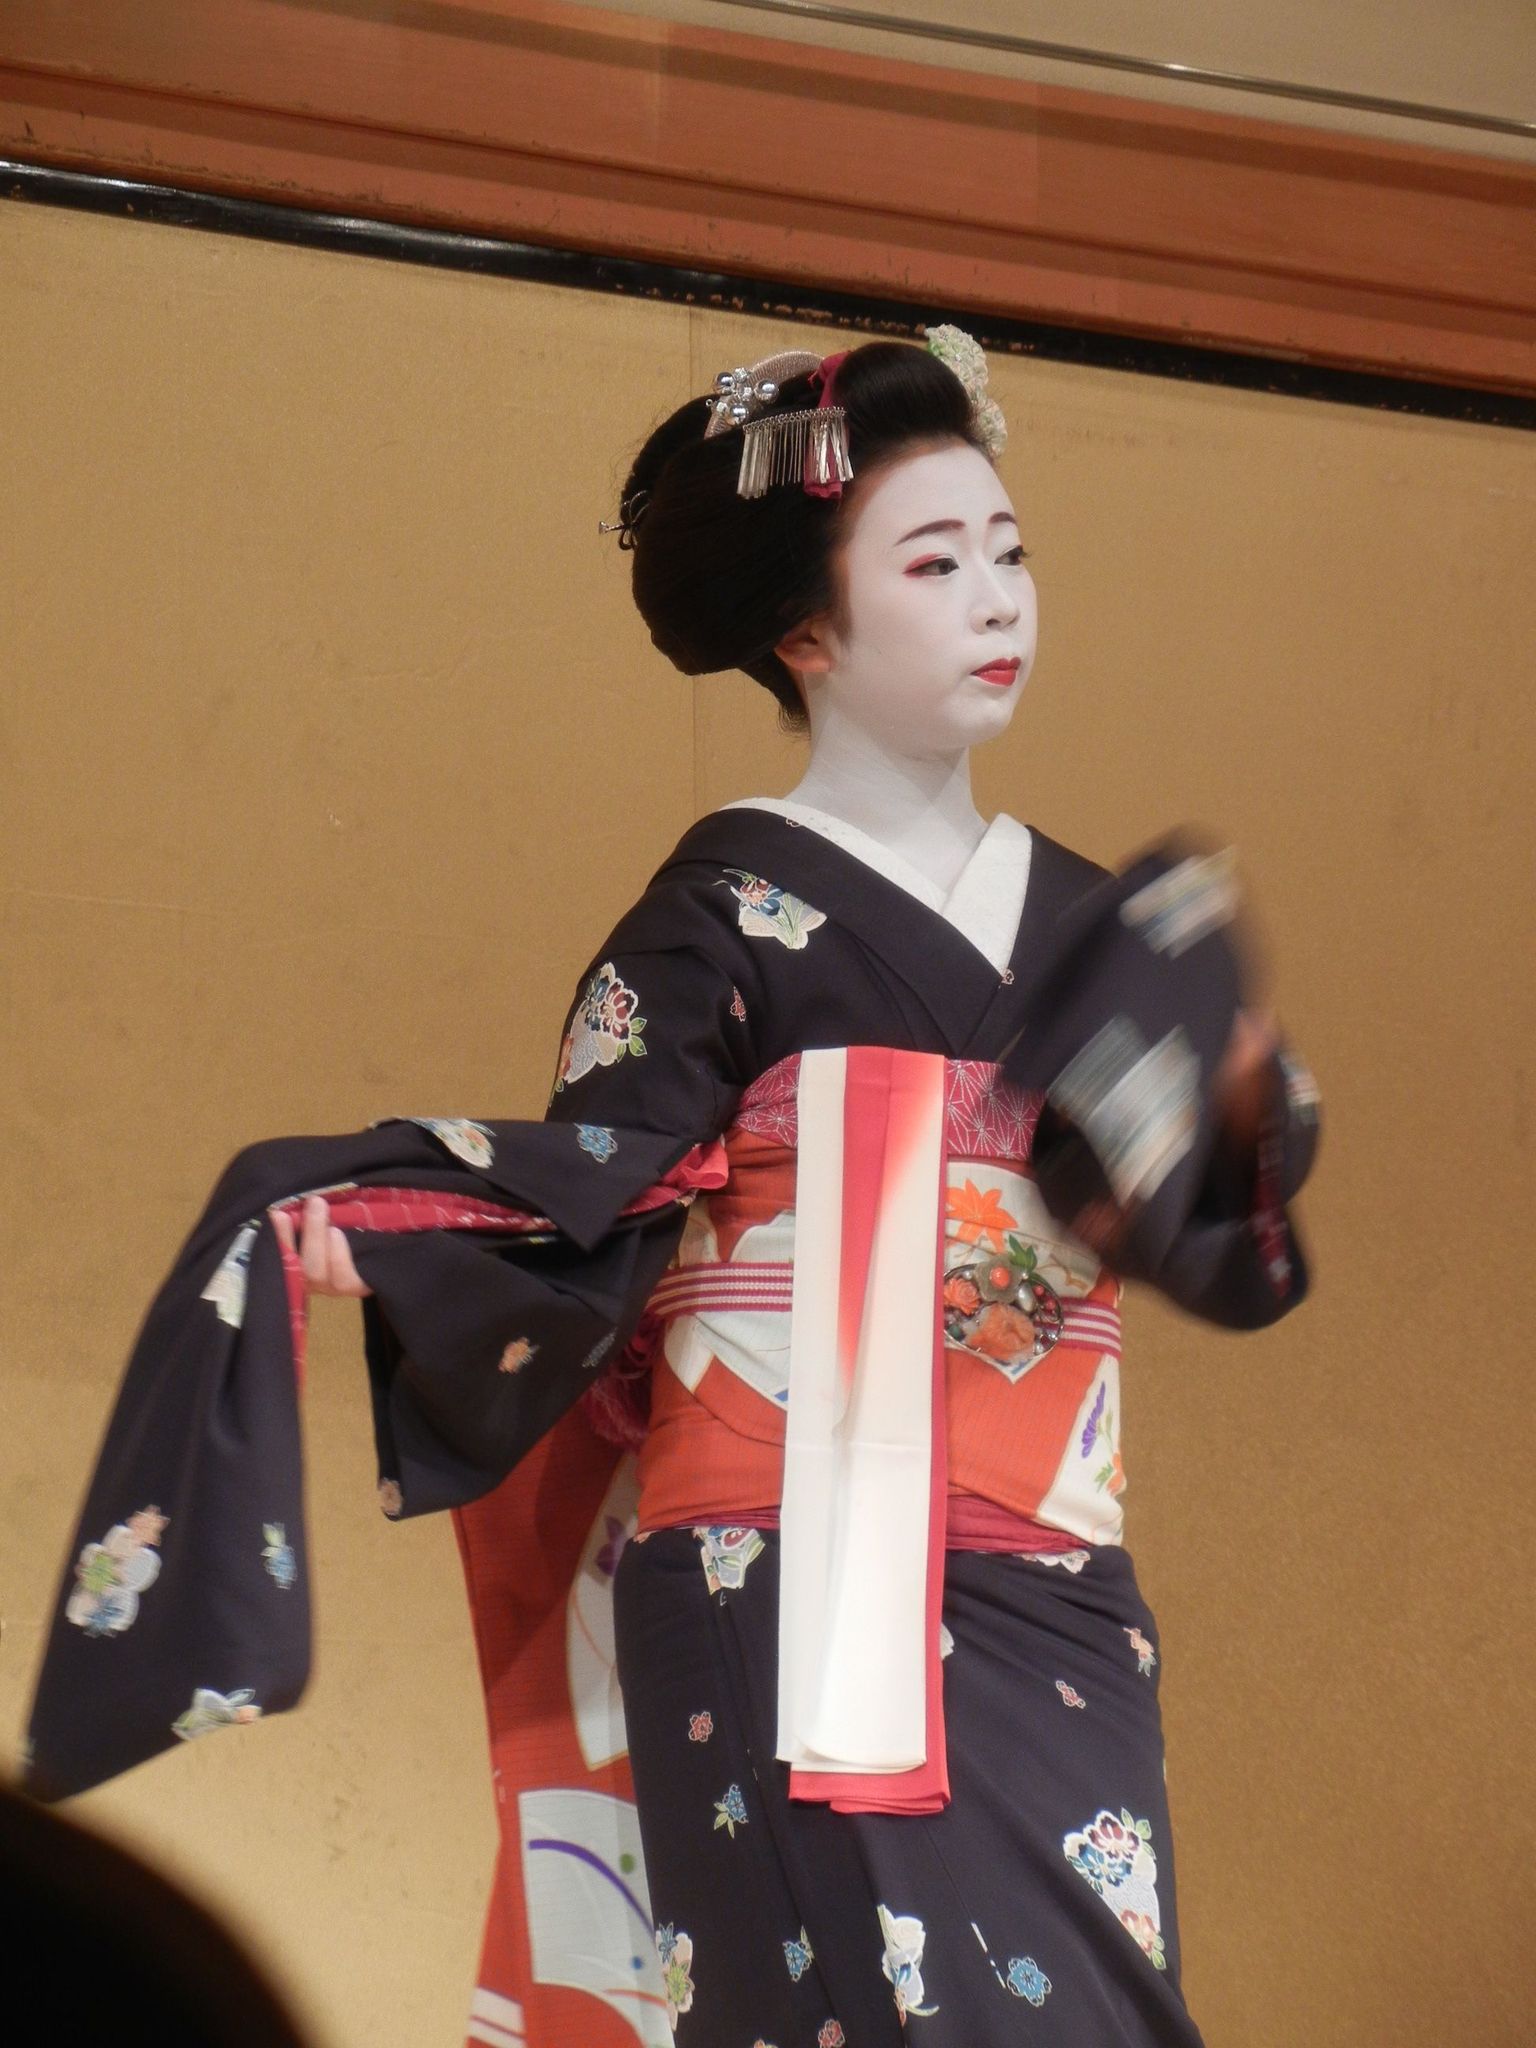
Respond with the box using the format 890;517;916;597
616;339;991;731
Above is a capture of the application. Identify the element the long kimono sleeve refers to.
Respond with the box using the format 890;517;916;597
21;912;749;1799
359;940;747;1514
1002;839;1322;1333
1032;1033;1322;1329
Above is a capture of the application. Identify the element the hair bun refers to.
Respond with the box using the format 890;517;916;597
616;340;996;721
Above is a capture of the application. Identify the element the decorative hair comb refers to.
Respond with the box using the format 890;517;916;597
600;324;1005;541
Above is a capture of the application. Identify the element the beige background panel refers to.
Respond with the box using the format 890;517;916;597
3;196;1534;2048
578;0;1536;157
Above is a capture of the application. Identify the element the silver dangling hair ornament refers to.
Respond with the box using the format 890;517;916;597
599;326;1003;542
703;349;852;502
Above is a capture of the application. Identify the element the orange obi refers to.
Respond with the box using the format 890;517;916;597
636;1052;1127;1546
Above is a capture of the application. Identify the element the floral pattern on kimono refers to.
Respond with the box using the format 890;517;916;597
718;870;827;950
783;1928;815;1981
972;1917;1056;2009
1063;1807;1167;1970
261;1523;296;1589
1027;1548;1092;1572
66;1507;168;1637
498;1336;539;1374
878;1906;939;2019
172;1686;262;1742
200;1220;259;1329
692;1524;765;1595
574;1122;618;1162
552;962;648;1094
1124;1625;1157;1674
940;1166;1102;1383
713;1783;748;1836
655;1923;696;2029
1081;1380;1126;1496
404;1116;496;1168
1005;1956;1051;2006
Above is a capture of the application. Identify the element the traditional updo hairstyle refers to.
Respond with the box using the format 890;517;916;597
617;340;993;733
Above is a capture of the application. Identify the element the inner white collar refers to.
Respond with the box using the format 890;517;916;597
720;795;1032;976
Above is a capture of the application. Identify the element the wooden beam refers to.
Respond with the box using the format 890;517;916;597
1;0;1531;391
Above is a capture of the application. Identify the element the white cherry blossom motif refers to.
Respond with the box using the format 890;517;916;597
66;1507;168;1637
878;1905;939;2020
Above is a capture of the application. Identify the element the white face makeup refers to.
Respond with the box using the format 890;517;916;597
777;438;1036;759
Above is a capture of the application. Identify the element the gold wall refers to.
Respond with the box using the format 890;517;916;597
2;195;1531;2047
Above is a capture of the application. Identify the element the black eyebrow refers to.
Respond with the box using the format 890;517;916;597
893;511;1020;548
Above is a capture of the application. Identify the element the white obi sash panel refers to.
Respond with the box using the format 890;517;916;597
776;1047;951;1812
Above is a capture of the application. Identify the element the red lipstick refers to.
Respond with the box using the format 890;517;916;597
971;658;1020;686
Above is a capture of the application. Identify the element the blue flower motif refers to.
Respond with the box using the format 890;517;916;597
784;1927;814;1980
576;1123;618;1163
1006;1956;1051;2006
83;1591;133;1636
713;1783;749;1836
1066;1843;1115;1895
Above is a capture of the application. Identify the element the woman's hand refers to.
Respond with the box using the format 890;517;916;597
270;1194;373;1297
1211;1006;1281;1153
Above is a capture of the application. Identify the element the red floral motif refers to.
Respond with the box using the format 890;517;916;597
818;2023;847;2047
968;1302;1039;1362
1119;1909;1164;1963
688;1712;714;1743
946;1179;1019;1251
598;981;638;1033
1085;1813;1141;1864
1055;1680;1086;1709
942;1273;982;1317
730;987;748;1023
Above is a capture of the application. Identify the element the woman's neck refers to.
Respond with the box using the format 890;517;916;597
783;727;987;898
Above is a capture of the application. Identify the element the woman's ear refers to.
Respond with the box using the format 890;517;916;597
774;617;835;676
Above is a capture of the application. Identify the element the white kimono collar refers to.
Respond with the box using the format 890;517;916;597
720;795;1033;977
